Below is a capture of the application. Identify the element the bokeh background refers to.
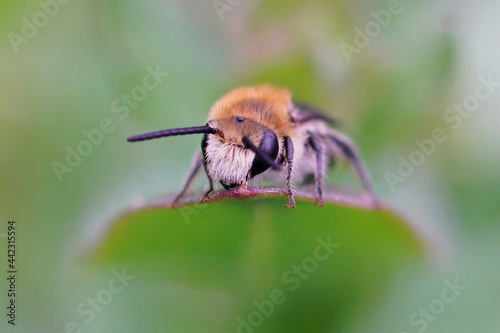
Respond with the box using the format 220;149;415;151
1;0;499;332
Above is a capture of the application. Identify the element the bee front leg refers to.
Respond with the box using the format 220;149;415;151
172;152;203;206
201;182;214;203
201;157;215;203
307;132;325;206
284;137;296;208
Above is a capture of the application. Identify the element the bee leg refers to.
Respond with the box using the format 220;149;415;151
328;130;374;195
201;184;214;202
240;181;248;191
307;132;325;206
172;152;203;206
284;137;296;208
201;156;215;203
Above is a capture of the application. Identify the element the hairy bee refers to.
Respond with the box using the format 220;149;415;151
127;85;374;207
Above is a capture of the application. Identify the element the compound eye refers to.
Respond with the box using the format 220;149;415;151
249;131;280;178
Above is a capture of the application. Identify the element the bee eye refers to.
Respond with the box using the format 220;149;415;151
235;117;245;124
249;131;279;178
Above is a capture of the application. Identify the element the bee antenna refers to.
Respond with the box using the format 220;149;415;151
242;137;281;170
127;126;220;142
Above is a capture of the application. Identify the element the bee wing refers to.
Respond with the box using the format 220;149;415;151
291;102;338;125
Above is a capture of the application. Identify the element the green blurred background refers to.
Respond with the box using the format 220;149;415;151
1;0;499;332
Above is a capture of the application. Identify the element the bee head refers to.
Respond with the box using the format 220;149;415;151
204;116;281;189
127;116;282;190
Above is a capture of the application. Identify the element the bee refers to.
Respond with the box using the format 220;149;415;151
127;85;374;207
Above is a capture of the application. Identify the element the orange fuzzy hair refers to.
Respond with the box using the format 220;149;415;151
207;85;294;138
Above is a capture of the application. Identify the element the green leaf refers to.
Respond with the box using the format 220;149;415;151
89;196;424;332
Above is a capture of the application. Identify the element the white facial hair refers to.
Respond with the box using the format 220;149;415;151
205;135;256;186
